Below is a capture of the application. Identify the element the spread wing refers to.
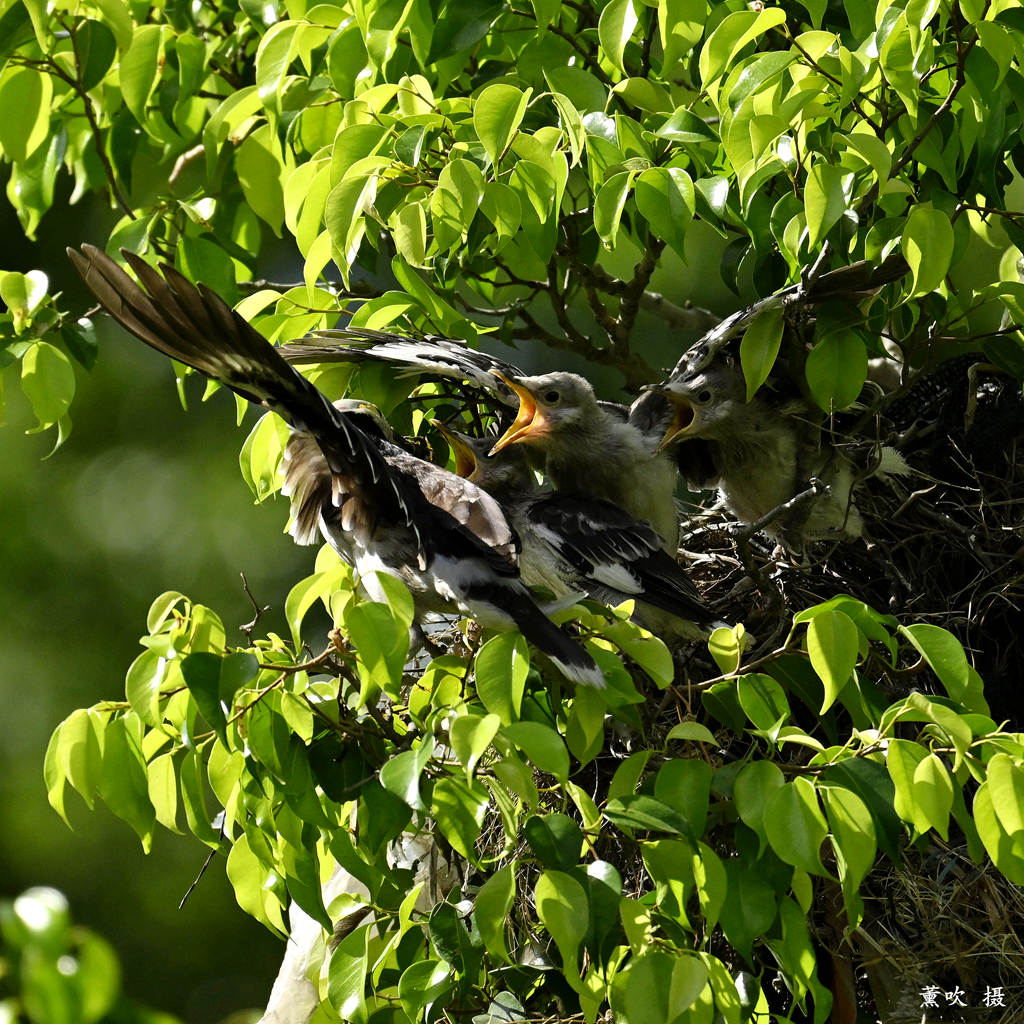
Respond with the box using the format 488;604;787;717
280;328;525;408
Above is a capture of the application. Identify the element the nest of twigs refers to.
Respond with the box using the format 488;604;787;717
856;843;1024;1023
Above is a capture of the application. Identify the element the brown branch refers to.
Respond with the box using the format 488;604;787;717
615;238;667;353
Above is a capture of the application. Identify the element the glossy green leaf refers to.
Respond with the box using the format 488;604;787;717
20;341;74;434
805;328;867;412
973;782;1024;886
594;170;636;250
763;778;829;876
534;870;588;971
525;813;584;870
624;950;708;1024
739;304;784;400
476;632;529;724
119;24;163;122
634;166;695;257
804;163;848;249
474;83;531;168
474;864;515;961
501;721;569;782
450;713;500;778
987;754;1024;839
912;752;953;840
733;759;785;846
699;9;787;87
99;715;155;849
806;609;859;712
903;203;954;296
898;623;969;702
598;0;639;76
0;66;51;162
379;735;436;810
431;776;488;860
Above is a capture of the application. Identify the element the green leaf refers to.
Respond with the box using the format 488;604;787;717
550;91;585;167
124;649;168;726
805;328;867;412
474;83;531;168
379;736;435;812
804;163;848;249
733;759;785;848
20;341;74;434
236;126;286;236
634;166;695;257
654;758;712;837
181;651;257;745
346;600;410;696
501;722;569;782
912;753;953;840
665;721;717;745
729;50;796;111
0;66;51;162
285;566;351;649
604;794;694;837
226;834;287;935
973;782;1024;886
535;870;588;972
739;304;784;400
719;858;778;962
390;201;428;267
476;632;529;724
119;24;164;123
987;754;1024;840
525;813;584;870
450;713;500;778
897;623;969;702
99;715;156;849
44;709;104;824
763;778;829;876
328;923;370;1019
598;0;639;76
398;959;452;1021
659;0;707;68
885;737;929;832
624;950;708;1024
736;673;790;734
594;170;636;250
902;203;954;296
822;785;876;906
480;181;522;240
699;9;787;87
431;776;489;860
806;609;859;712
474;864;515;961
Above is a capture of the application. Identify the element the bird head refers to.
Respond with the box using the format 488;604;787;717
331;398;394;441
431;419;534;496
646;361;748;451
488;371;597;454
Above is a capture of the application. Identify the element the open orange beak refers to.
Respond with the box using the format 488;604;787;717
489;372;548;454
430;419;479;481
649;388;699;451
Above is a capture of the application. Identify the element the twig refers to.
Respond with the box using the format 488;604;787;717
239;572;269;643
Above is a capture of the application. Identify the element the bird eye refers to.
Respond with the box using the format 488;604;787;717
544;390;560;404
696;389;712;404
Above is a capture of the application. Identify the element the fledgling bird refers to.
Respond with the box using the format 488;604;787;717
433;421;714;640
488;372;681;553
68;245;604;688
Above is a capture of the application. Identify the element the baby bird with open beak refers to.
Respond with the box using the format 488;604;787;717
435;420;714;642
488;371;681;554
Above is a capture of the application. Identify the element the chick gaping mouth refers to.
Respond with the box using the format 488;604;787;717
431;419;479;481
657;393;700;451
489;372;549;454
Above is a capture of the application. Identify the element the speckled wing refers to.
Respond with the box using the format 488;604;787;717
528;494;712;624
280;328;525;408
